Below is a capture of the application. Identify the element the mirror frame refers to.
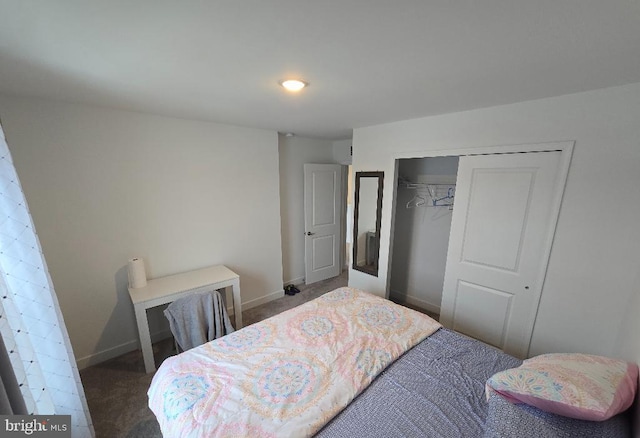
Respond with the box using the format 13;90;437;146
352;171;384;277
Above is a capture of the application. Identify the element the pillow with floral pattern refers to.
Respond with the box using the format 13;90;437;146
486;353;638;421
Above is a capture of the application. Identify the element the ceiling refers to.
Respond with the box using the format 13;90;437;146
1;1;639;140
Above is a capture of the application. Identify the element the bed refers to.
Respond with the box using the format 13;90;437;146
148;287;635;437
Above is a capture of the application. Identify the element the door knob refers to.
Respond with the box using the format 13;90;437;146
306;232;315;236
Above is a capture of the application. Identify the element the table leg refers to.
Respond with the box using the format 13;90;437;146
134;304;155;373
231;279;242;329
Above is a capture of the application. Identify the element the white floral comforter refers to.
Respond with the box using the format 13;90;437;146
148;287;442;437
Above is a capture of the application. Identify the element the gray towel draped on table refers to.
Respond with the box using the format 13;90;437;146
163;290;235;352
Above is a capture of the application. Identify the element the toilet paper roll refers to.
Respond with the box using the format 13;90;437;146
128;257;147;289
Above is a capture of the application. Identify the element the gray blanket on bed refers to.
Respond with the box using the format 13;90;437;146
163;290;234;352
316;328;632;438
317;328;521;437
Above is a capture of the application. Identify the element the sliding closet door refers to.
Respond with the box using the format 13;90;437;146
440;151;561;358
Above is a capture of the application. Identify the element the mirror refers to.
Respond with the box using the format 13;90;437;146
353;171;384;276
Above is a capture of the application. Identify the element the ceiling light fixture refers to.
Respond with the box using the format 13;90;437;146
279;79;308;92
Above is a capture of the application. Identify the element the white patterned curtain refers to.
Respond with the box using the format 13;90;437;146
0;122;94;437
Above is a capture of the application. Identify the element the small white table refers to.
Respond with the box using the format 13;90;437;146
128;265;242;373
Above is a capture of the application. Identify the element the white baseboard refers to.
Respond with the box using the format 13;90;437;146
284;276;304;286
241;289;285;311
76;328;173;370
389;290;441;315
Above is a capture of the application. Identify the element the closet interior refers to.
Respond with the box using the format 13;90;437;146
389;156;459;315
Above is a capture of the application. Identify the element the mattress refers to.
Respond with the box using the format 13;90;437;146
148;288;632;437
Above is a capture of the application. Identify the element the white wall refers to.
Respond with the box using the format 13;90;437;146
614;271;640;363
278;135;337;284
349;82;640;360
613;271;640;436
332;139;352;165
390;157;458;313
0;95;284;368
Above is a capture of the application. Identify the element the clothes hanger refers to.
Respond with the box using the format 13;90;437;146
406;193;426;208
432;187;455;206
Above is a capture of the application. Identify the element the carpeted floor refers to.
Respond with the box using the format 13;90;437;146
80;272;438;437
80;272;349;437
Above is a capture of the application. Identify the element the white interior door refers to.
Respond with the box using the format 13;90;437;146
304;164;343;285
440;151;562;358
